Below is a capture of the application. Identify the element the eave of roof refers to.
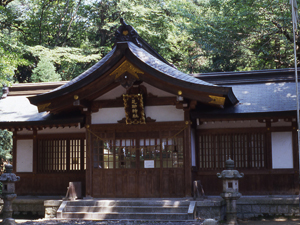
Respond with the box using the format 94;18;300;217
191;80;298;119
8;81;68;96
0;96;84;129
193;68;299;85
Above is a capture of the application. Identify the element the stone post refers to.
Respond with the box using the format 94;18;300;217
217;158;244;225
0;164;20;225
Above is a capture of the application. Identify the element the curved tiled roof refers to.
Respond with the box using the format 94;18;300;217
28;41;237;106
128;42;214;87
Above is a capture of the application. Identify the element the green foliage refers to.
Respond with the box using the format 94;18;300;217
0;2;31;85
0;36;30;86
0;130;12;166
28;45;102;80
177;0;298;72
1;0;300;81
31;56;61;82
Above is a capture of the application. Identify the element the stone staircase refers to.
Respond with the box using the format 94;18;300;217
57;199;196;221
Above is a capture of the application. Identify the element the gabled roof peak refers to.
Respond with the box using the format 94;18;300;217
114;18;172;66
115;18;142;47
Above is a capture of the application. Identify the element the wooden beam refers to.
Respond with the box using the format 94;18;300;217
145;96;177;106
91;96;177;112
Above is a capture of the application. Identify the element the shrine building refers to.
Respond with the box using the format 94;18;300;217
0;21;299;197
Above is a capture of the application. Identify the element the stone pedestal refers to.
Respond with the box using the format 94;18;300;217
0;164;20;225
217;158;243;225
1;218;16;225
221;193;241;225
2;194;17;220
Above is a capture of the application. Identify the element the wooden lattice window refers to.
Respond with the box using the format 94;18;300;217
198;132;266;170
92;130;184;169
38;138;86;172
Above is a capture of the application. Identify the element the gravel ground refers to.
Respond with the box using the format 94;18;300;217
7;218;300;225
6;218;300;225
12;220;204;225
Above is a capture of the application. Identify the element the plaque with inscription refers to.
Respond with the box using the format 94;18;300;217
123;94;146;124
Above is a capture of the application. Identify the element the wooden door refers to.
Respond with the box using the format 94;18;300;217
91;128;185;198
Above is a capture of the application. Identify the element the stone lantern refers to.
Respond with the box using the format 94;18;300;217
217;158;244;225
0;164;20;225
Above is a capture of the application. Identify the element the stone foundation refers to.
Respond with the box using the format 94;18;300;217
0;196;63;218
195;195;299;221
236;196;300;219
0;195;297;220
44;200;63;218
196;198;226;221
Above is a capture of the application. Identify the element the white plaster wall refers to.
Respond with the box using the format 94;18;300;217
16;140;33;172
95;86;126;100
142;83;174;97
92;107;125;124
91;106;184;124
95;83;175;101
198;120;265;129
191;128;196;167
38;127;86;134
271;132;293;169
145;106;184;122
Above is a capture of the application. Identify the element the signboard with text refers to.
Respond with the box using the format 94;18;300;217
123;94;146;124
144;160;155;168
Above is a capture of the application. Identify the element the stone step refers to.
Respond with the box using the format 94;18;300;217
57;200;194;221
66;200;190;207
60;212;189;220
64;205;187;213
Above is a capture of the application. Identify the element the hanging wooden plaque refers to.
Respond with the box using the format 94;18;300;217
123;94;146;124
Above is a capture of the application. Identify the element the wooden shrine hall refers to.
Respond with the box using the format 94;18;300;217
0;20;299;197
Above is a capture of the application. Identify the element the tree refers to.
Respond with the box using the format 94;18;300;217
2;0;300;80
177;0;299;72
0;130;12;171
28;45;101;81
31;56;61;82
0;0;14;7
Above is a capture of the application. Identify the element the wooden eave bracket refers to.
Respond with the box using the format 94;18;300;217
73;99;91;112
189;100;197;109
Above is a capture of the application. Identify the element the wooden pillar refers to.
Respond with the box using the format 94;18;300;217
292;122;299;195
266;120;273;195
32;129;37;173
85;113;92;197
12;130;17;173
184;109;192;197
